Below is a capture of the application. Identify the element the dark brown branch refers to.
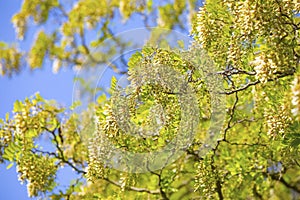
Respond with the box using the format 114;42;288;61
221;69;295;95
220;80;260;95
44;127;87;175
224;92;239;141
216;68;256;76
146;163;169;200
269;173;300;193
215;178;224;200
102;177;160;194
210;159;224;200
294;159;300;168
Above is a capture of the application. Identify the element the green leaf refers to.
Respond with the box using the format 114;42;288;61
177;40;185;49
35;92;44;102
147;0;153;12
128;51;143;69
70;101;82;110
142;46;153;55
13;100;22;112
6;163;14;170
3;148;13;162
5;112;9;122
110;76;117;92
291;138;300;147
27;129;38;138
97;93;107;104
158;137;165;146
3;142;22;162
0;41;7;48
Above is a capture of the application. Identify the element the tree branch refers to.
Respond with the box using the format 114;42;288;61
102;177;160;194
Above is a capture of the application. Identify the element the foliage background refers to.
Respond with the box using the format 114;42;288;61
1;0;300;199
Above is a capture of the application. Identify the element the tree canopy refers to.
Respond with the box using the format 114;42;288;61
0;0;300;199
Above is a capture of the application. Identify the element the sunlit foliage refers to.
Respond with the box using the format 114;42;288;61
0;0;300;199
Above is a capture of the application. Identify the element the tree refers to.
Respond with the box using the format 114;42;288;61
0;0;300;199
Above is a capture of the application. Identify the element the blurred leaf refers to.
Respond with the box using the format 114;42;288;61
6;163;14;170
